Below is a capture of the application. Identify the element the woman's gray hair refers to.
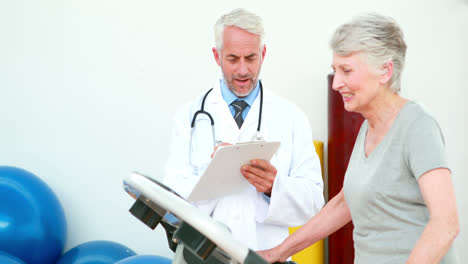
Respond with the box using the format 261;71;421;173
214;8;265;51
330;13;407;92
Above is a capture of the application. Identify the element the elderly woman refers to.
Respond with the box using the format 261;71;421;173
258;13;459;263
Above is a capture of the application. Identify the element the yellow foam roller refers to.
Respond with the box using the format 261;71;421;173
289;140;324;264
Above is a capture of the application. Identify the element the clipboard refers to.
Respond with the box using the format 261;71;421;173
187;141;280;202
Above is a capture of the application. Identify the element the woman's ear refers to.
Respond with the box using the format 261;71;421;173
380;60;394;85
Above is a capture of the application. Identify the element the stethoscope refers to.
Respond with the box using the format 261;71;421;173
189;81;264;167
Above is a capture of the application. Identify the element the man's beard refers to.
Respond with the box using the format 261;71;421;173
225;76;257;97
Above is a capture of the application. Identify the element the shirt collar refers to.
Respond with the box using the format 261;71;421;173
220;79;260;106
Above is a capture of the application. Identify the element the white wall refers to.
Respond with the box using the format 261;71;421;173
1;0;466;261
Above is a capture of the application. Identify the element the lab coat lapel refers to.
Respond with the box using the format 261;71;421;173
242;89;260;129
205;80;240;142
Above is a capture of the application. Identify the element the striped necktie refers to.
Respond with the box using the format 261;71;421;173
231;100;248;128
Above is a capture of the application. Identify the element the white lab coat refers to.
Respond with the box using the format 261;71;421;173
163;79;324;251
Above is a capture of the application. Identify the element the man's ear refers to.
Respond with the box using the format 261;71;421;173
261;45;266;61
380;60;394;85
212;47;221;66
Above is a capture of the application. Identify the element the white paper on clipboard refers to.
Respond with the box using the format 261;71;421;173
187;141;280;202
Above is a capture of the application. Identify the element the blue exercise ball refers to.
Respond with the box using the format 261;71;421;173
0;166;67;264
0;251;27;264
115;255;172;264
57;240;137;264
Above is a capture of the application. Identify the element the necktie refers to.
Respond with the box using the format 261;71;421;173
231;100;248;128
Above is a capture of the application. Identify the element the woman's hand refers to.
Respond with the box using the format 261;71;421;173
257;247;287;263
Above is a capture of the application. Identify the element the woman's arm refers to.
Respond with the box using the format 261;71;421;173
257;188;351;262
407;168;459;263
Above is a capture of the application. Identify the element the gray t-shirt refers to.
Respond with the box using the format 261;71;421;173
343;101;457;263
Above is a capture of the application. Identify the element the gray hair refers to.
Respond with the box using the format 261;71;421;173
330;13;407;92
214;8;265;51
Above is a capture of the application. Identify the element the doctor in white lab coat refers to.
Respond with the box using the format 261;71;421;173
163;8;324;251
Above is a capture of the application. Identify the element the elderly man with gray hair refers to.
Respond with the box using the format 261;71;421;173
258;13;459;264
164;8;324;263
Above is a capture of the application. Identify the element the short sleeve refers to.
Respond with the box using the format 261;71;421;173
405;116;449;179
